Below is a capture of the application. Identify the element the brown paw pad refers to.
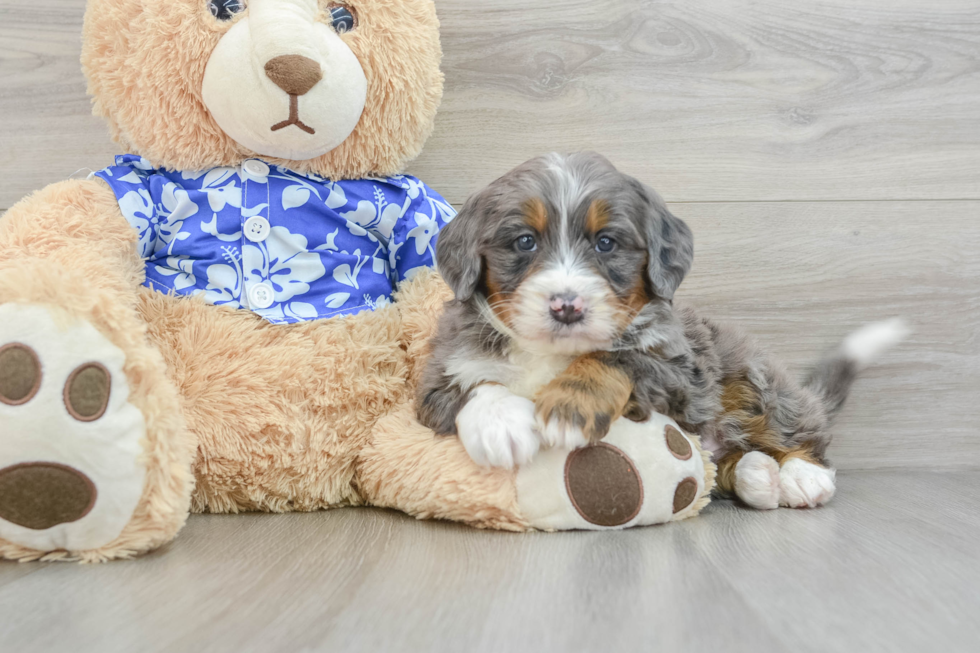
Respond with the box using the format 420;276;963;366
664;425;692;460
0;462;97;530
564;443;644;527
673;477;699;514
0;343;42;406
64;363;111;422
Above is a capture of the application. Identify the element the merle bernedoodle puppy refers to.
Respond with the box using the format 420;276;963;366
416;152;904;509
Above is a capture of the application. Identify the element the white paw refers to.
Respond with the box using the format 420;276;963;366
535;414;589;451
0;304;146;552
734;451;781;510
456;385;540;469
779;458;836;508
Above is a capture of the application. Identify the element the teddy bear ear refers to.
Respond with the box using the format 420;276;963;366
81;0;446;177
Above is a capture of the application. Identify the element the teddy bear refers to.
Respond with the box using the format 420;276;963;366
0;0;714;562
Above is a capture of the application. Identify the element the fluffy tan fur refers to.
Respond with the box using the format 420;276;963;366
0;180;195;561
82;0;444;179
0;0;712;561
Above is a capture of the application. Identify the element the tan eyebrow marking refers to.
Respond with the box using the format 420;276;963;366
585;199;610;234
524;198;549;233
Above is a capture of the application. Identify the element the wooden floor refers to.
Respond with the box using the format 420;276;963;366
0;471;976;653
1;1;979;651
1;0;978;471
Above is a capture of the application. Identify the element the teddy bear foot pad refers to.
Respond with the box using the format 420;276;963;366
516;414;711;531
0;304;146;551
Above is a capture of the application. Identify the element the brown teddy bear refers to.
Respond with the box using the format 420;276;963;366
0;0;714;562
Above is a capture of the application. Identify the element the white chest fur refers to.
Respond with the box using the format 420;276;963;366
502;349;573;399
443;344;573;399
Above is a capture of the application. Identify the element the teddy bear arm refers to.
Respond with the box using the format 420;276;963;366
0;179;196;561
0;178;148;296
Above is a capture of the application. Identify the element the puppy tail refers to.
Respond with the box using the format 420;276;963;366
802;318;910;420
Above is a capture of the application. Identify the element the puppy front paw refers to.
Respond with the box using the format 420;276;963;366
456;384;540;469
534;410;589;450
534;366;631;445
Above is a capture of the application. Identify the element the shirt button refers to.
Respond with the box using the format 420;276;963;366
249;283;275;309
242;159;270;179
244;216;271;243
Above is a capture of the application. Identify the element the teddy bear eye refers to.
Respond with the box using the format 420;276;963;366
209;0;246;21
328;4;358;33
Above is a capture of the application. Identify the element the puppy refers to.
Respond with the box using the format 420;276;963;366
416;152;905;509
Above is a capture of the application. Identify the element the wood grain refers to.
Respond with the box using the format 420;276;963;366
2;1;980;207
411;0;980;204
0;472;977;653
0;1;978;471
676;200;980;471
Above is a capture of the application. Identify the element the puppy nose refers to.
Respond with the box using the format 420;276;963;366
550;293;585;325
0;462;97;530
264;55;323;96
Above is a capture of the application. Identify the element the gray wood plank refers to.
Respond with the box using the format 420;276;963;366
676;200;980;471
3;1;980;208
0;195;976;470
0;0;115;208
0;471;976;653
414;0;980;203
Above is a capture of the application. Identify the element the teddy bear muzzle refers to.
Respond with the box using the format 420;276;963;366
201;0;368;160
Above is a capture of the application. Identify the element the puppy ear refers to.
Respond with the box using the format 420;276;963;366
435;195;484;301
642;191;693;301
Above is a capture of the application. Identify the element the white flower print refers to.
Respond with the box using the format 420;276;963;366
261;302;320;323
200;168;242;212
154;256;197;291
324;182;348;209
341;186;409;245
98;157;451;325
406;213;440;256
282;184;314;210
153;183;200;256
362;294;391;311
205;246;245;308
244;226;326;303
314;229;340;252
117;188;155;258
332;249;369;290
401;176;425;200
325;292;351;309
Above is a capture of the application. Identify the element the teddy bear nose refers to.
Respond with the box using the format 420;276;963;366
0;462;97;530
264;55;323;96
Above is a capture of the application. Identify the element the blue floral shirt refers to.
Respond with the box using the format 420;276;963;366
95;155;455;324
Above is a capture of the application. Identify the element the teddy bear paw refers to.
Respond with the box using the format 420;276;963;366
0;304;146;553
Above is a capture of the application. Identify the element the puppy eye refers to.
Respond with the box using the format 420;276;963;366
516;235;537;252
209;0;246;21
328;4;358;33
596;236;616;253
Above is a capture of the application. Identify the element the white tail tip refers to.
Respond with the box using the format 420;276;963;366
842;318;910;368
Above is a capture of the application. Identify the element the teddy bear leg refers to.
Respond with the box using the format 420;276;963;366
0;180;195;561
356;404;528;531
